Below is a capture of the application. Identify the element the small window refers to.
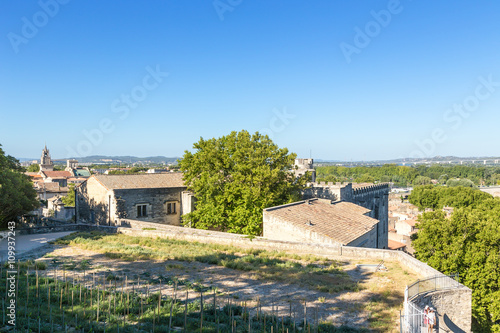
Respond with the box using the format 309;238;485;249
137;204;147;217
167;202;176;215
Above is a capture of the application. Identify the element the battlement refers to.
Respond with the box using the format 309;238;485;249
352;183;390;196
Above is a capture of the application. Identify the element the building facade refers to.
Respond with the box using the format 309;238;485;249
263;199;380;248
302;181;390;249
76;173;193;226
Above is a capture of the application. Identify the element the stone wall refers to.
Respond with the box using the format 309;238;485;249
352;184;389;249
301;182;389;249
346;227;378;248
76;177;111;224
114;187;183;225
263;212;345;246
413;288;471;332
76;178;185;226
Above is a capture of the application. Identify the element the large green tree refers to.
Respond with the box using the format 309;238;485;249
0;145;39;226
180;130;309;235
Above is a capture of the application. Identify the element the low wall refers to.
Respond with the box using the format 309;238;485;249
116;219;459;280
12;223;117;236
413;289;471;332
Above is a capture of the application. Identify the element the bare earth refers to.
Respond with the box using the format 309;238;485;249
25;243;417;332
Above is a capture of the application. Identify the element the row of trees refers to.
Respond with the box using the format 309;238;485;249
410;186;500;332
0;144;39;227
316;164;500;187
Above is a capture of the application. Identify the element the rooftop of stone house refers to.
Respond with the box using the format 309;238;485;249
264;198;379;245
37;182;68;192
396;219;418;228
41;171;73;178
388;239;406;250
91;173;185;190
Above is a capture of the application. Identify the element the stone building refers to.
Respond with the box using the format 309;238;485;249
293;158;316;182
40;144;54;171
263;198;380;248
76;173;193;225
302;182;390;249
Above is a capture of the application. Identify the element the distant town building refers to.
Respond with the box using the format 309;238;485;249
40;145;54;171
146;168;169;174
294;158;316;182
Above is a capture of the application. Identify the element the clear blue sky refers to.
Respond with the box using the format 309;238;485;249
1;1;500;161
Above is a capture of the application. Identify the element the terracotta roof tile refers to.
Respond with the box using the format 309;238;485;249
41;171;72;178
265;199;378;245
92;173;185;190
388;239;406;250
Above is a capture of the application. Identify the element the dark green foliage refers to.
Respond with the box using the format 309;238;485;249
180;130;309;236
61;183;76;206
412;176;432;186
26;163;40;172
446;178;475;187
0;144;39;226
409;185;492;210
411;187;500;332
316;164;500;186
107;166;148;175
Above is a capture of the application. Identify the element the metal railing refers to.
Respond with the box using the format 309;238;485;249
401;301;425;333
401;274;460;333
407;274;460;300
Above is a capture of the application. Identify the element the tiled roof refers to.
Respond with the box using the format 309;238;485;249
264;199;378;245
41;171;72;178
25;172;41;177
404;219;418;227
388;239;406;250
92;173;185;190
37;182;68;193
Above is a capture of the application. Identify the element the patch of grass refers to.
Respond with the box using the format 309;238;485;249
55;232;357;293
166;263;184;270
358;261;420;333
142;227;156;230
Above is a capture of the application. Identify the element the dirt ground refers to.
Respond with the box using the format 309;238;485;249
24;242;419;332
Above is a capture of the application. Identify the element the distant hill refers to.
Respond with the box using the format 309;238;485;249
48;155;180;165
17;154;500;166
72;156;179;164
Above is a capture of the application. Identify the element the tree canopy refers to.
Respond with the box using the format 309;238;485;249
61;184;76;206
315;164;500;186
27;163;40;172
411;186;500;331
409;185;491;210
0;144;39;226
179;130;309;236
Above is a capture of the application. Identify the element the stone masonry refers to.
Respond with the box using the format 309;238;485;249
303;181;390;249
